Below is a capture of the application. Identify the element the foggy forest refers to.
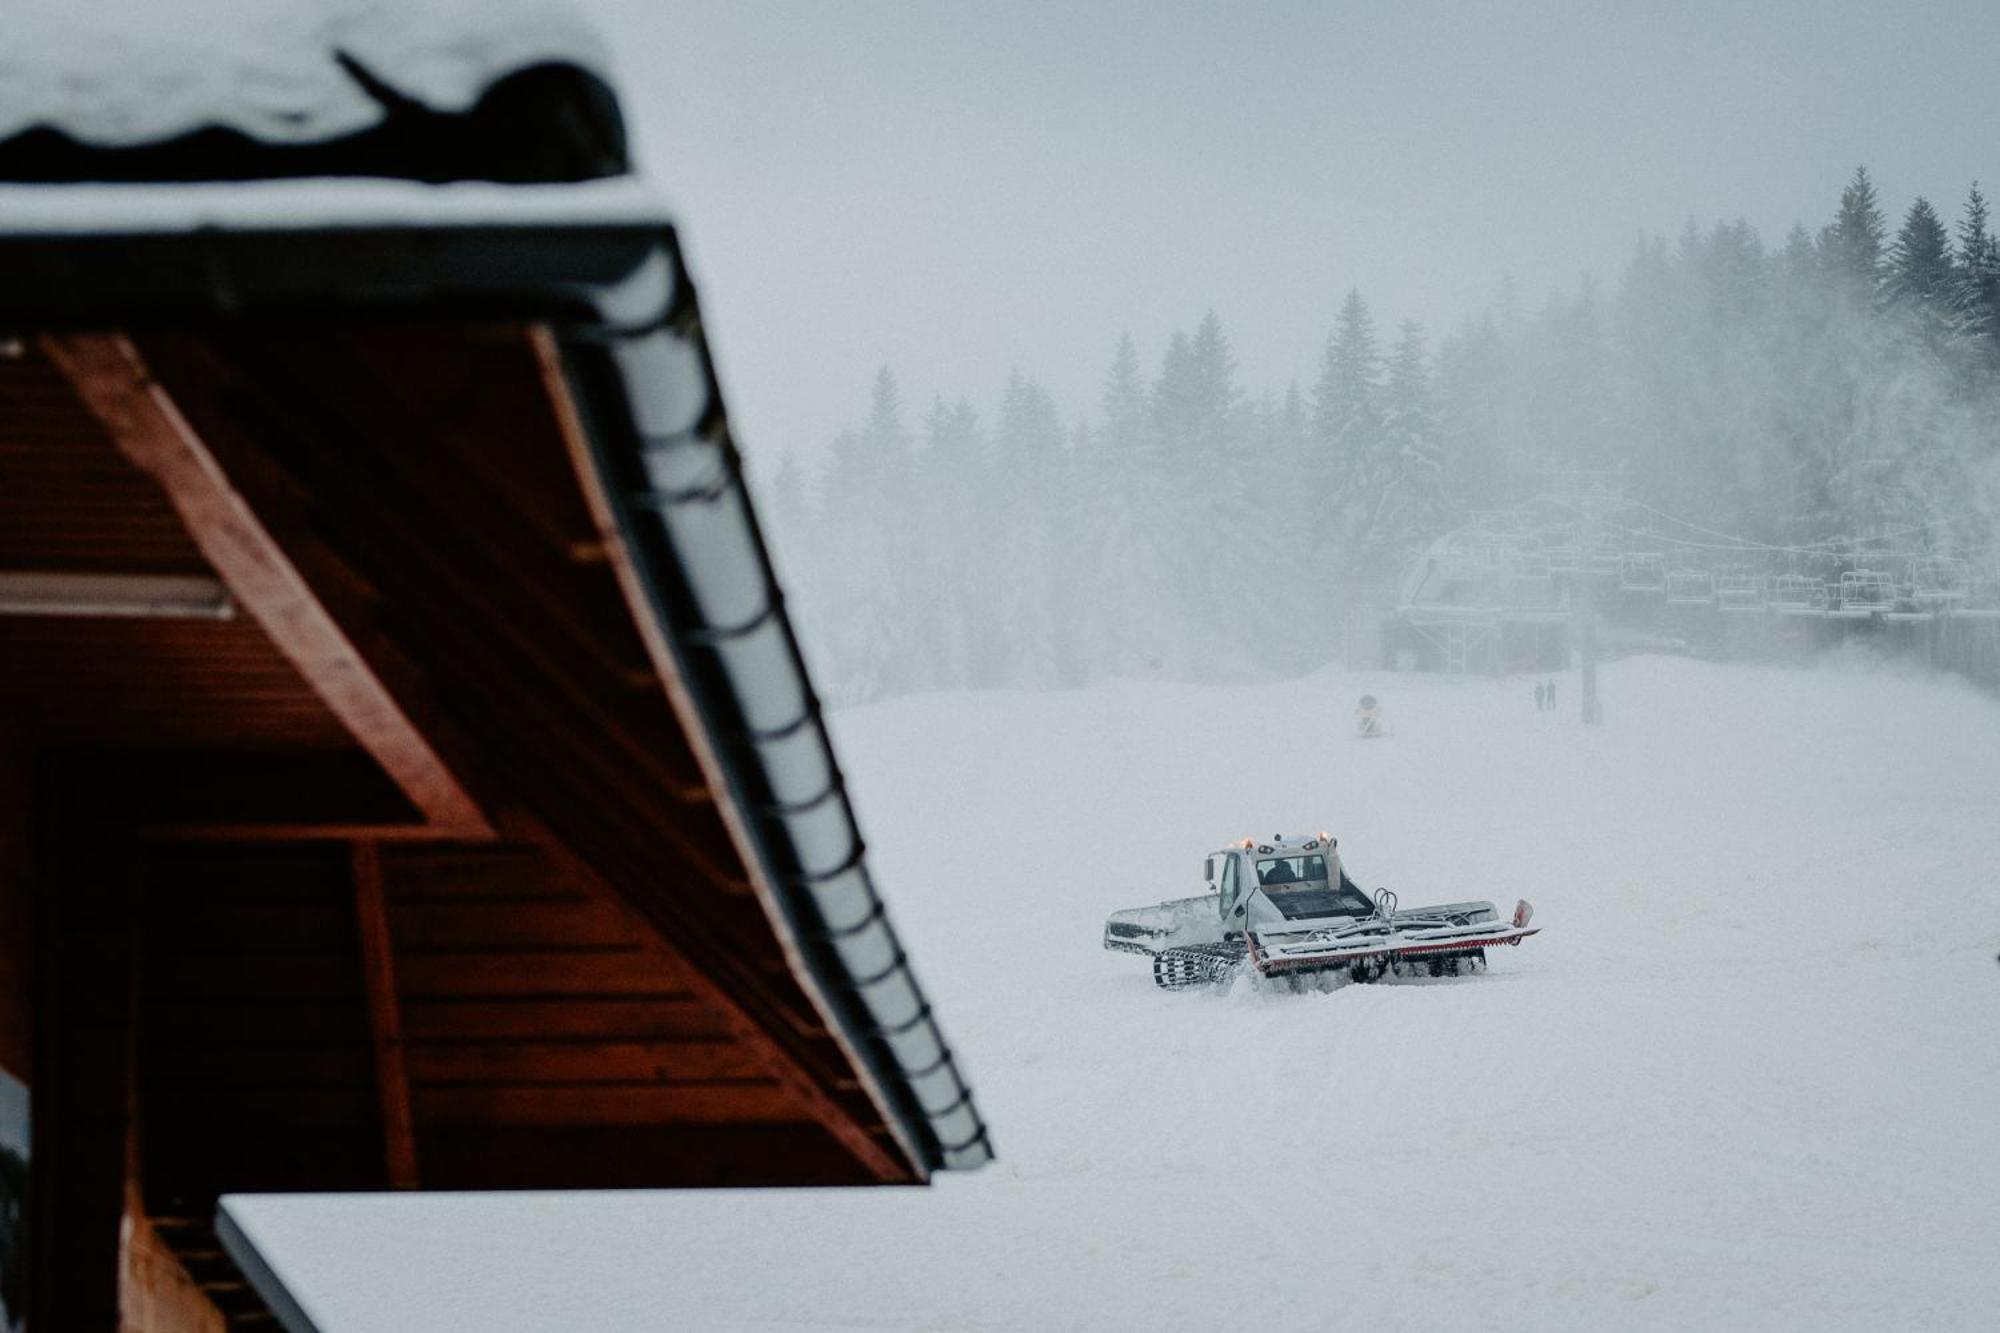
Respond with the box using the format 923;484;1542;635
765;167;2000;703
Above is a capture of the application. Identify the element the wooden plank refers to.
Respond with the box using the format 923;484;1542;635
379;842;586;903
394;947;698;997
353;842;419;1189
412;1080;798;1127
121;1207;247;1331
40;332;490;838
385;899;643;951
398;996;719;1042
147;822;474;844
406;1038;767;1086
30;841;141;1333
0;745;31;1079
140;1041;769;1090
414;1124;874;1190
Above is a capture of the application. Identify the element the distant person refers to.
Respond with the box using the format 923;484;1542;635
1533;680;1547;711
1546;678;1558;711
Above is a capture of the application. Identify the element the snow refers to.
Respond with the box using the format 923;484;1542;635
0;178;672;235
226;655;2000;1330
0;1;609;147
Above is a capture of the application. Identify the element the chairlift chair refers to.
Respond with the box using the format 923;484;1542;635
1912;557;1970;603
1664;567;1714;605
1507;549;1551;580
1715;566;1763;612
1767;574;1825;614
1837;569;1895;613
1619;551;1666;592
1958;574;2000;617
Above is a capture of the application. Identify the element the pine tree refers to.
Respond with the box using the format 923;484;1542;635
1313;290;1386;593
1100;333;1149;466
1883;197;1957;339
996;367;1066;464
814;367;927;700
1149;315;1243;485
860;365;910;487
1818;166;1886;302
1184;310;1242;459
989;369;1077;685
1148;313;1255;666
1073;335;1179;677
1955;183;2000;359
1313;289;1383;486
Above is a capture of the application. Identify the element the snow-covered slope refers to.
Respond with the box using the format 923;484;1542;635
232;656;2000;1330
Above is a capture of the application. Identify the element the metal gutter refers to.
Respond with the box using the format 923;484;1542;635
555;232;993;1173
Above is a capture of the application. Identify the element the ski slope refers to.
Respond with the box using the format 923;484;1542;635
234;655;2000;1331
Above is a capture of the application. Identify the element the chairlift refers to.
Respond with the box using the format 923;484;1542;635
1507;549;1551;580
1504;550;1559;611
1912;557;1970;602
1619;552;1666;593
1664;567;1714;605
1715;567;1763;612
1438;555;1483;585
1586;541;1622;577
1837;569;1895;612
1767;574;1825;613
1958;574;2000;617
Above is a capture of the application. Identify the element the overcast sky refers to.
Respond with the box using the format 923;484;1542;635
578;0;2000;460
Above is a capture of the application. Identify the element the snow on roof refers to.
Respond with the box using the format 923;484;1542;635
0;176;672;235
1;0;611;148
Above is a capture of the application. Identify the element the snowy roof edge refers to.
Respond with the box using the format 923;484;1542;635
0;0;614;148
0;178;677;235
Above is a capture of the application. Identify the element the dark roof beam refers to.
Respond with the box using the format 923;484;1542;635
41;332;493;840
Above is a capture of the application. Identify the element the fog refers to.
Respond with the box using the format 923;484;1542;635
212;7;2000;1327
569;1;2000;704
583;0;2000;462
759;171;2000;702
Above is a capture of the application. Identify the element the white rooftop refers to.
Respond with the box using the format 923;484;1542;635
1;0;610;147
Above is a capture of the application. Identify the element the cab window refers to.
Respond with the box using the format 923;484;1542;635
1256;855;1327;885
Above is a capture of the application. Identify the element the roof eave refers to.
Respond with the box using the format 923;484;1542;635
0;201;993;1174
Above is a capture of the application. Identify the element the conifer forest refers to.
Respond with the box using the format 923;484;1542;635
764;169;2000;703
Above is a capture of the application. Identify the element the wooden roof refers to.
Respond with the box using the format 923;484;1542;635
2;39;989;1313
8;318;952;1187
